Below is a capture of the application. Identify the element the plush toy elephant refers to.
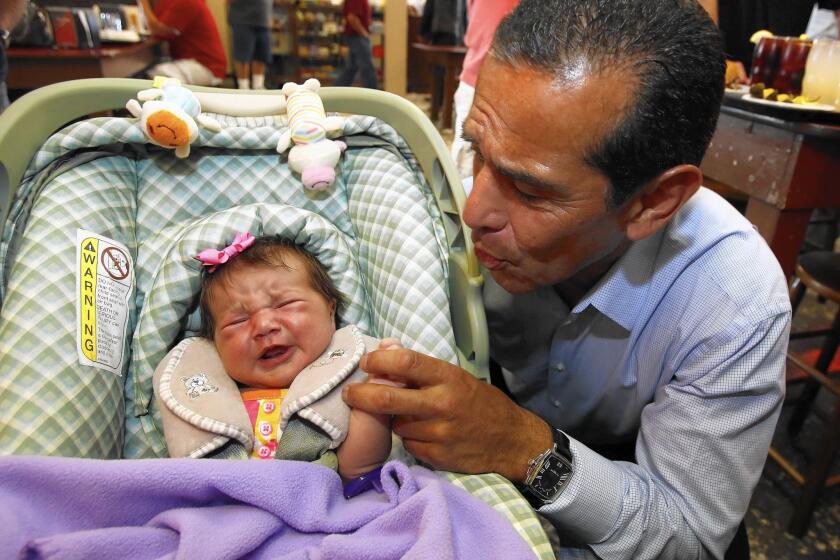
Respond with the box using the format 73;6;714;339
126;78;222;158
276;79;347;191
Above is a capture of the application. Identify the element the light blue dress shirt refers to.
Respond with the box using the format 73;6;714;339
483;188;791;559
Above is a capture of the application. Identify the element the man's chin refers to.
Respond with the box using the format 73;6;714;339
486;268;540;295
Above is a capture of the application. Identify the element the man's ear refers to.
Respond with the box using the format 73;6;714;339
623;164;702;242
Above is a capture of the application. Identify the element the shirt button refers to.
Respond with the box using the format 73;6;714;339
263;401;276;413
554;363;565;372
258;445;272;458
259;421;272;436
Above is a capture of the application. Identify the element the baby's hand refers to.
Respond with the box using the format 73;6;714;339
378;337;403;351
366;338;404;387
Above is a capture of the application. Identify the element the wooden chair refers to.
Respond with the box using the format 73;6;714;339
768;250;840;537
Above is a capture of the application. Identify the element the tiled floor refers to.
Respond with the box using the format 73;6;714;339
406;90;840;558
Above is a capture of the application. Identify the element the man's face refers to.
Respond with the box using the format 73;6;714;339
462;57;637;294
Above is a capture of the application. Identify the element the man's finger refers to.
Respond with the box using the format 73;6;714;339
392;416;452;443
342;381;445;418
359;348;454;387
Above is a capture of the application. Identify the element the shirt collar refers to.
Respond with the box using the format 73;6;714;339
569;227;666;332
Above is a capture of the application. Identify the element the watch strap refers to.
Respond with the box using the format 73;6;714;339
550;428;572;462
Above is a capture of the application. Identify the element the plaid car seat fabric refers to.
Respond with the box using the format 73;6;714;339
0;114;455;458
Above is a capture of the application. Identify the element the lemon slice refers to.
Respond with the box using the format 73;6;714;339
750;29;774;43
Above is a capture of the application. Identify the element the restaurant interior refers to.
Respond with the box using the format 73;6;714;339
1;1;839;559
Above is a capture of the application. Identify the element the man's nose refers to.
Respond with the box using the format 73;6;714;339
462;167;507;233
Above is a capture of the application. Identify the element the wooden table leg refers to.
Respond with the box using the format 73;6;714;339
441;58;458;129
745;198;813;278
430;65;443;124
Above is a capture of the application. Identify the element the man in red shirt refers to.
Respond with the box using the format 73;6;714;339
334;0;377;89
140;0;228;86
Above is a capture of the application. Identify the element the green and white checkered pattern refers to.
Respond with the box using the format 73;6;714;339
0;114;457;458
441;471;553;560
0;155;138;458
0;111;550;556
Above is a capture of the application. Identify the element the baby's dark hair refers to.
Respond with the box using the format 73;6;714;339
198;235;345;339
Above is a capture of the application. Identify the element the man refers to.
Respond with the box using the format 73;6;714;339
343;0;790;558
334;0;377;89
227;0;272;90
0;0;27;113
139;0;227;86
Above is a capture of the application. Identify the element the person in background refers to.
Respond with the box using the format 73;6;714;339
805;2;840;38
344;1;790;557
227;0;272;90
449;0;519;179
139;0;227;86
0;0;27;113
334;0;377;89
420;0;466;46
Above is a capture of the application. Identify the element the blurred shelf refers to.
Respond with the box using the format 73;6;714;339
269;0;386;88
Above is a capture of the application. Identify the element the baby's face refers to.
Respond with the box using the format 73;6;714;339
208;257;336;389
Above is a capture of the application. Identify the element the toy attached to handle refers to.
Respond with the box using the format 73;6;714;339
277;79;347;191
126;77;222;159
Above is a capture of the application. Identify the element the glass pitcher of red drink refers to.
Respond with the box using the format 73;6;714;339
750;36;784;87
750;36;813;95
773;38;812;94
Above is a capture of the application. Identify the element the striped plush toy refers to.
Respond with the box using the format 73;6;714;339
277;79;347;191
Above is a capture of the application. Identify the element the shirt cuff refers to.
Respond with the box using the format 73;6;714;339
538;434;627;543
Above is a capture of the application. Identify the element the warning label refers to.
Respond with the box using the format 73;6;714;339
76;229;133;376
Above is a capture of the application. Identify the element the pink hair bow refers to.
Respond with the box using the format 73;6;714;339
195;232;256;272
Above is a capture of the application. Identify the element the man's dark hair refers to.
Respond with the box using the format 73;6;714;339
492;0;725;207
198;235;345;339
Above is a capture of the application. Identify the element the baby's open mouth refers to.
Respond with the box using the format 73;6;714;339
260;345;290;361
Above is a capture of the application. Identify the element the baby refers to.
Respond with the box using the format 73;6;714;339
155;232;397;485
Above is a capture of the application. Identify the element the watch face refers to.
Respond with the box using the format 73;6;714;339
531;454;573;501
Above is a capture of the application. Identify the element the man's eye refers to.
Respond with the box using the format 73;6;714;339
513;185;542;203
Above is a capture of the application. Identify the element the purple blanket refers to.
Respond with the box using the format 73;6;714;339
0;457;535;560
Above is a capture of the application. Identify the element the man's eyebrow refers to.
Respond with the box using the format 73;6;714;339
495;162;566;193
462;130;566;193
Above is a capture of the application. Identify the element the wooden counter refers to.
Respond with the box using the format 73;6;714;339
6;40;161;89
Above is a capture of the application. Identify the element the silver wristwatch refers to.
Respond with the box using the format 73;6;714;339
522;428;574;508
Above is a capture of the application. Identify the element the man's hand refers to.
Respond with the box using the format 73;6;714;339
346;13;369;38
342;348;553;481
0;0;28;33
138;0;178;38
